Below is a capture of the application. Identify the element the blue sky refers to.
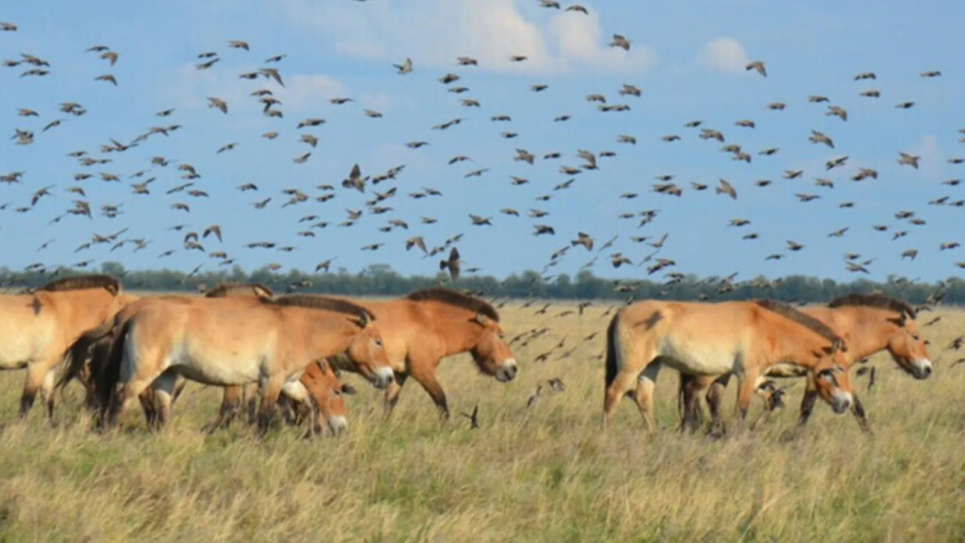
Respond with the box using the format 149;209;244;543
1;0;963;283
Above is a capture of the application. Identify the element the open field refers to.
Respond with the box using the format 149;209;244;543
1;300;964;543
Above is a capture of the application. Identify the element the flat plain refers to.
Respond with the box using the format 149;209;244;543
0;299;963;543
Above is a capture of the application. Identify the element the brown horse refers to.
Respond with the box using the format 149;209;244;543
56;283;274;421
97;295;392;433
276;361;357;436
207;360;358;437
603;299;853;432
0;275;130;420
678;292;932;432
214;287;518;423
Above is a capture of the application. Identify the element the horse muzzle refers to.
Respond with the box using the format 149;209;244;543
495;360;518;382
327;415;347;436
370;367;395;389
911;359;933;380
831;392;853;414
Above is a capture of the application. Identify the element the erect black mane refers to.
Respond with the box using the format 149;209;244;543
205;282;274;299
405;287;500;321
263;294;375;321
828;292;916;318
755;299;841;343
36;274;120;295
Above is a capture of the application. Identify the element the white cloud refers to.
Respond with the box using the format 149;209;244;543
160;65;346;115
278;0;657;76
698;37;749;74
909;134;944;179
548;11;657;74
275;74;346;111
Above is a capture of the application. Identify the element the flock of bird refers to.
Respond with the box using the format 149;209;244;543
1;5;964;298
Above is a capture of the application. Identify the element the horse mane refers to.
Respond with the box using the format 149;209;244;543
754;299;842;343
205;282;274;299
36;274;120;296
828;292;916;318
405;287;500;322
262;295;375;321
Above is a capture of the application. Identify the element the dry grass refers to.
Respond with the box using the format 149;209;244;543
1;300;964;542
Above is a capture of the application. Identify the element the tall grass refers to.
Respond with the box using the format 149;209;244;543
0;303;963;542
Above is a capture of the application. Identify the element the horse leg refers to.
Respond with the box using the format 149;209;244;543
107;376;158;429
602;369;642;429
148;369;179;431
851;394;871;433
678;373;712;433
202;386;243;434
706;373;732;436
256;376;285;437
244;383;259;425
20;362;53;420
796;374;819;427
735;369;761;429
408;366;450;421
630;361;663;432
38;366;58;423
382;371;409;418
138;389;160;429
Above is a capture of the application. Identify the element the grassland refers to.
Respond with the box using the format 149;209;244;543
0;300;963;543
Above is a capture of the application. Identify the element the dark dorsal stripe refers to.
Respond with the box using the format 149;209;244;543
405;287;500;322
828;292;916;319
205;282;274;299
36;274;120;295
263;295;375;322
755;299;842;343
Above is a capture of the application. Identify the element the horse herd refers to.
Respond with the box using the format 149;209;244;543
0;274;933;438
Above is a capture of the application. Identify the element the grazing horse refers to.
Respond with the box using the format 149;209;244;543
277;361;356;437
207;360;358;437
678;292;932;432
0;275;129;420
97;295;393;432
603;299;853;432
215;287;518;423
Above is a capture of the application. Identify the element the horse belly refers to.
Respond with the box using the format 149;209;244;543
0;328;47;369
658;338;736;375
765;363;807;378
171;345;264;386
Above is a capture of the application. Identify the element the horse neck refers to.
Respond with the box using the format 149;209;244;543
765;317;826;369
418;302;482;355
301;311;358;358
826;307;896;363
55;290;118;330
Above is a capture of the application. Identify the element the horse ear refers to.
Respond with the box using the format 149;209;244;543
357;311;371;328
473;313;490;326
887;312;908;328
341;383;357;396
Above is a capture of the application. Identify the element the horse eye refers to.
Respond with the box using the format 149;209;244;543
912;335;920;341
373;338;383;347
333;390;341;397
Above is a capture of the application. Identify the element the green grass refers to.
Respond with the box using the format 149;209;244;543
0;303;963;542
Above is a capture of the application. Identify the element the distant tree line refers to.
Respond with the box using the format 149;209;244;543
1;261;961;306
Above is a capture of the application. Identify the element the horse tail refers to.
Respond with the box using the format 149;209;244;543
604;312;622;389
55;318;117;391
94;318;133;416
